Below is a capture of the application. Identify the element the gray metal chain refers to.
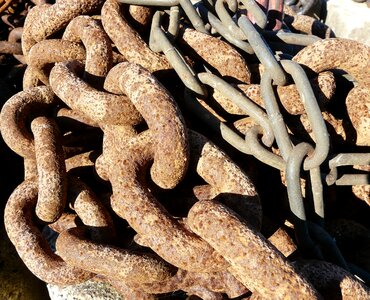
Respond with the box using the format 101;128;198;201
115;0;369;276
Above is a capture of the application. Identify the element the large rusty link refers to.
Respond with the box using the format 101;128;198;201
62;15;113;86
21;2;50;57
27;0;105;43
27;40;86;88
187;200;321;299
101;0;171;73
47;176;116;239
30;116;67;223
0;85;96;162
104;62;189;188
108;129;262;274
293;38;370;86
0;86;57;158
4;180;94;286
55;227;177;284
179;27;252;84
189;130;262;229
49;61;142;126
108;129;228;272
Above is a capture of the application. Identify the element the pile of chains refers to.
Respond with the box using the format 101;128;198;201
0;0;369;299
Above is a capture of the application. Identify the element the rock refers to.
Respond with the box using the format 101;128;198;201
325;0;370;46
48;280;123;300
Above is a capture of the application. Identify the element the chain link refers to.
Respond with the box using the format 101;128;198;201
0;0;369;298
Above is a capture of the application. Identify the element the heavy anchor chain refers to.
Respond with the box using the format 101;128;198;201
0;0;369;299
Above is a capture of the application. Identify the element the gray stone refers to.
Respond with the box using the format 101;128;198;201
48;280;123;300
325;0;370;46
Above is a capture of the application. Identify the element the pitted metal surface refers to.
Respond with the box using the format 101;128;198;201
0;1;369;299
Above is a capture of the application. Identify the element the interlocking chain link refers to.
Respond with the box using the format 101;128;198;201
0;0;369;299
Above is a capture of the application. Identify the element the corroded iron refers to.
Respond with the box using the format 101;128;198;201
101;0;171;73
4;180;94;286
31;116;67;223
187;200;321;299
0;1;369;299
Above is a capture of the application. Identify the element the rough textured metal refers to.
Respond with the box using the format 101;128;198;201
4;180;94;285
2;1;369;298
187;200;321;299
24;158;38;180
23;65;43;89
0;86;57;158
31;116;67;223
345;85;370;146
105;279;156;300
62;16;113;87
285;14;335;39
95;124;137;182
180;27;251;84
28;0;105;42
21;3;50;58
57;107;99;129
56;227;176;284
101;0;171;73
65;151;97;171
68;176;115;242
295;260;370;299
110;127;231;272
49;61;142;126
27;39;86;85
352;185;370;206
190;130;262;229
109;130;228;272
127;269;248;299
268;227;297;257
48;212;79;234
105;62;189;189
128;4;153;32
293;38;370;86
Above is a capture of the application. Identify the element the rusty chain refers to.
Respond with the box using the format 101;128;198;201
0;0;369;299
